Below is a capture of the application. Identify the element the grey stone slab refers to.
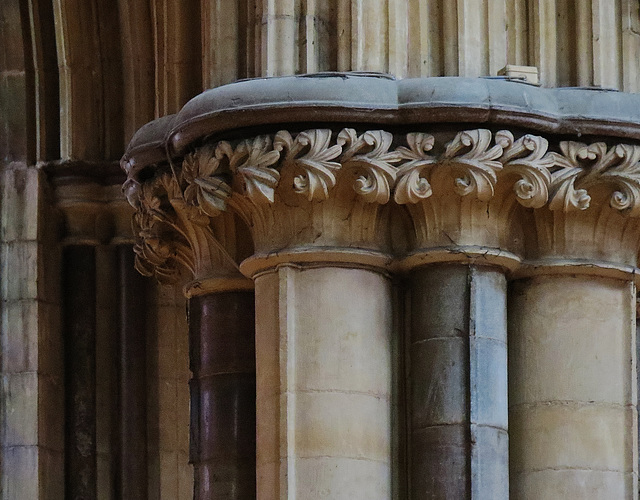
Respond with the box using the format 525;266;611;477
471;268;507;343
470;337;508;430
122;74;640;171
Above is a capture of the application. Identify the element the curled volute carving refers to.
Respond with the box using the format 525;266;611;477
497;132;553;209
394;129;554;207
274;129;342;201
394;133;436;204
125;127;640;280
440;129;505;201
548;141;640;216
337;129;402;204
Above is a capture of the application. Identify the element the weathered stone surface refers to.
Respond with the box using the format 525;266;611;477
409;266;508;499
189;291;256;500
509;274;637;498
255;266;392;499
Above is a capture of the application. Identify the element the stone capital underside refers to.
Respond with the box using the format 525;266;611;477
125;127;640;282
121;76;640;285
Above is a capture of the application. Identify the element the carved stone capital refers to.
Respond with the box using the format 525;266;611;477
127;171;249;290
125;125;640;280
530;140;640;268
55;179;108;246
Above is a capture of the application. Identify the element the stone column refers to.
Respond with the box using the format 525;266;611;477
57;179;107;500
188;289;256;499
251;264;392;499
225;128;405;499
395;128;548;498
63;244;97;500
509;273;637;498
408;265;508;498
116;244;149;499
123;155;257;499
508;140;640;498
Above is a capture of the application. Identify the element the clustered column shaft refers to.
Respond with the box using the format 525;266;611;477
116;245;149;499
509;274;638;498
124;108;640;499
409;265;508;499
254;266;393;499
188;291;256;499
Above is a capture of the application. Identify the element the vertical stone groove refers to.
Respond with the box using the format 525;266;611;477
116;245;149;499
63;245;97;500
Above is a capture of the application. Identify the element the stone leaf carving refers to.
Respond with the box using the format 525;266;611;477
394;129;552;206
123;178;142;209
440;129;505;201
132;172;228;282
274;129;343;201
182;146;232;217
133;212;177;282
132;174;186;282
497;131;553;208
394;133;436;204
216;135;281;204
338;129;402;204
549;141;640;215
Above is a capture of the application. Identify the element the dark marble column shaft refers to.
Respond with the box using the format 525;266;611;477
63;245;97;500
189;291;256;499
409;265;508;499
117;245;148;499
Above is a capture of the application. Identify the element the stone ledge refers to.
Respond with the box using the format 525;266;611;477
122;74;640;173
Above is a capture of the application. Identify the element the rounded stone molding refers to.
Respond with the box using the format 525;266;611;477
239;247;395;279
183;275;254;298
396;246;522;273
511;259;640;286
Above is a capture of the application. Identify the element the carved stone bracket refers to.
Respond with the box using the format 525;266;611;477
125;127;640;281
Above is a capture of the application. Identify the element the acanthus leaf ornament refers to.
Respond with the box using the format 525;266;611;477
394;133;436;204
603;144;640;216
548;141;640;215
548;142;594;212
274;129;343;201
132;175;189;283
182;146;232;217
440;129;505;201
125;125;640;282
496;131;553;208
338;128;402;204
218;135;281;204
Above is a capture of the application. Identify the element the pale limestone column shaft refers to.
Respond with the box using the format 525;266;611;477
509;274;637;498
507;138;640;499
254;264;392;499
